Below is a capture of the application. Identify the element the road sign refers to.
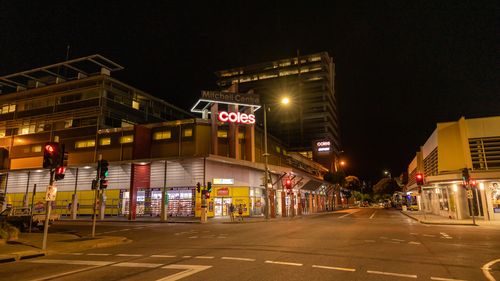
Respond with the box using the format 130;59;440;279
466;189;473;199
45;185;57;201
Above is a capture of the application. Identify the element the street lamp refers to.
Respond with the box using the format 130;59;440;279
384;170;392;178
263;97;290;219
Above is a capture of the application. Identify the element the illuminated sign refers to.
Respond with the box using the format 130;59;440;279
213;178;234;185
316;141;331;152
218;111;255;124
201;91;260;105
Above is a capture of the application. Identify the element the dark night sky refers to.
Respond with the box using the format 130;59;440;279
1;1;498;182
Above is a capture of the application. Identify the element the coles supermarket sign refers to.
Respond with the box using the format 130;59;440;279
218;111;255;124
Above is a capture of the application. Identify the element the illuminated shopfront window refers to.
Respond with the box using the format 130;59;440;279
153;130;172;140
120;135;134;144
75;139;96;148
100;138;111;145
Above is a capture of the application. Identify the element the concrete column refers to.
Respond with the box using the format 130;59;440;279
244;107;255;162
228;104;239;159
210;103;218;156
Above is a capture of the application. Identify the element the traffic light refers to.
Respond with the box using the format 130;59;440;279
99;160;109;179
284;178;292;189
54;166;66;181
43;142;60;169
91;179;98;190
461;168;470;184
207;181;212;193
415;172;424;186
196;182;201;193
203;190;210;199
59;144;68;167
470;179;477;188
100;179;108;189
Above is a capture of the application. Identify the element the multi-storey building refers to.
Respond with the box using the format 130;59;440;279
404;116;500;221
215;52;340;171
0;55;334;220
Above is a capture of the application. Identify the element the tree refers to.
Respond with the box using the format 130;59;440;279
344;175;361;191
373;178;401;195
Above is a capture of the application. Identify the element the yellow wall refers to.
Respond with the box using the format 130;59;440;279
5;189;121;216
437;122;467;172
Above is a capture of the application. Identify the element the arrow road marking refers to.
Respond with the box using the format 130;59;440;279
158;264;212;281
482;258;500;281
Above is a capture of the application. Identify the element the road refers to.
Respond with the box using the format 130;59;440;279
1;208;499;281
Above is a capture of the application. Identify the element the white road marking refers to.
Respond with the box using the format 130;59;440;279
364;240;376;243
408;241;421;245
119;228;131;231
28;259;112;266
423;234;436;237
87;253;111;256
338;210;360;218
482;258;500;281
410;232;418;235
384;241;400;244
182;256;192;258
195;256;214;259
112;262;163;268
221;257;256;262
392;239;405;242
60;253;83;255
380;236;388;239
158;264;212;281
312;265;356;272
116;254;143;257
188;236;198;239
150;255;176;258
367;270;417;278
265;260;303;266
430;277;468;281
369;211;377;219
27;265;104;281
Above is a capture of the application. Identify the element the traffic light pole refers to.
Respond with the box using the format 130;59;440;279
201;188;207;223
42;170;54;250
91;155;102;237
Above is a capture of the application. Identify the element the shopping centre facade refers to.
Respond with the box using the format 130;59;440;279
0;55;335;220
404;116;500;221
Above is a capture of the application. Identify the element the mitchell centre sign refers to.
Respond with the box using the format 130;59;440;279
201;91;260;106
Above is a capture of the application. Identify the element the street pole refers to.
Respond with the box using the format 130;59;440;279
92;154;102;237
263;104;271;220
28;184;36;233
42;171;54;250
468;185;476;225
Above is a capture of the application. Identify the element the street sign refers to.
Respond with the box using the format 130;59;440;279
45;185;57;201
466;189;473;199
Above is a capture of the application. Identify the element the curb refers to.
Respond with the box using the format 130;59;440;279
400;211;476;226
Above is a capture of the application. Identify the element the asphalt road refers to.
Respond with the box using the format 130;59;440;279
1;208;499;281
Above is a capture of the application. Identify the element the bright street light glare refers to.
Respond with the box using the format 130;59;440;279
281;97;290;105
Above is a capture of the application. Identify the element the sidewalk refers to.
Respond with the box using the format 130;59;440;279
0;232;129;263
401;211;500;226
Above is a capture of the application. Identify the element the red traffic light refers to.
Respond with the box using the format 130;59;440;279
55;166;66;174
470;179;477;186
415;172;424;186
45;144;56;154
284;178;292;189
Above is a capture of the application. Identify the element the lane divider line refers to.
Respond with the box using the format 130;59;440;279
367;270;417;279
112;262;163;268
430;277;468;281
265;260;303;266
27;259;112;266
312;265;355;272
369;211;377;219
150;255;176;258
221;257;255;262
194;256;214;259
116;254;142;257
87;253;111;256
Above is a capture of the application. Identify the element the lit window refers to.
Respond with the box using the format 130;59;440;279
65;119;73;128
276;146;281;153
100;138;111;145
183;128;193;137
283;149;287;155
75;140;96;148
20;127;30;135
217;131;228;138
310;56;321;62
9;104;15;112
31;145;42;152
0;130;5;137
120;135;134;144
132;100;140;110
238;132;245;139
154;131;172;140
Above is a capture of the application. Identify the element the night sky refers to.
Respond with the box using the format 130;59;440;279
1;1;498;182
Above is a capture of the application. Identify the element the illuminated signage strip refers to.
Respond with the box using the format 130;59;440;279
213;178;234;185
190;99;261;114
218;111;255;124
201;91;260;105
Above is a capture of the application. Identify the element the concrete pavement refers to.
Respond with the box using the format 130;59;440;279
402;210;500;226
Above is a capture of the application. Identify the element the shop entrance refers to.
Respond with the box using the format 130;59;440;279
214;197;232;216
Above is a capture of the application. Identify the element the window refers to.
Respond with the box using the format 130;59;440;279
100;138;111;146
276;146;281;153
154;131;172;140
75;140;96;148
183;128;193;137
1;104;15;114
31;145;42;152
132;100;140;110
238;132;245;139
120;135;134;144
0;129;5;137
217;130;228;138
65;119;73;128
